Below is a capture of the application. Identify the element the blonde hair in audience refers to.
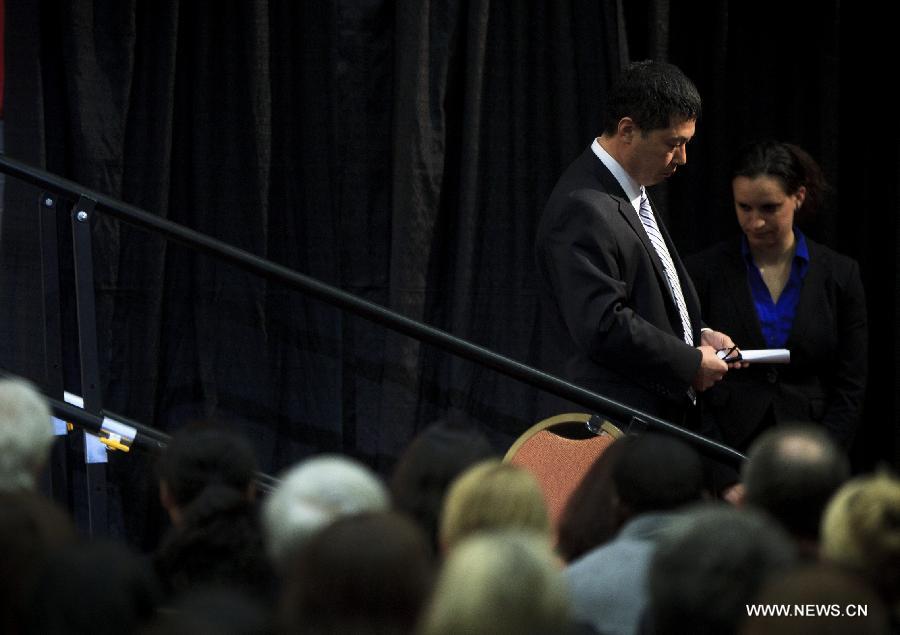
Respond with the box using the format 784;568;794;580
820;471;900;606
439;460;550;550
418;530;569;635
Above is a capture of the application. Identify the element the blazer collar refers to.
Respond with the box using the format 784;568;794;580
592;157;671;282
589;150;687;323
787;238;823;348
591;138;642;205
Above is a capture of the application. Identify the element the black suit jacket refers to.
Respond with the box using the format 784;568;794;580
686;236;867;449
535;146;703;422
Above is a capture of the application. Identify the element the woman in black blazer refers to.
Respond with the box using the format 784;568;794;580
687;141;867;454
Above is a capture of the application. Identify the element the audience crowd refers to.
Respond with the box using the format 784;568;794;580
1;376;897;634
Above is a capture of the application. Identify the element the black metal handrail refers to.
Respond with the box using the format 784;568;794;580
0;368;279;492
0;153;745;465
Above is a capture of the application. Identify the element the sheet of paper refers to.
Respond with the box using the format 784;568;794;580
740;349;790;364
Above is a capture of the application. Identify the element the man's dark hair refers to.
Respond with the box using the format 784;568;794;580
648;504;796;635
612;432;705;517
742;425;850;543
601;60;701;135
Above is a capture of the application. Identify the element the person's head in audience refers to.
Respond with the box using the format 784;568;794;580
558;433;704;563
439;459;550;551
821;471;900;622
157;421;259;527
612;432;705;520
0;491;76;634
390;416;496;553
740;563;889;634
154;422;271;599
142;586;273;635
28;539;163;635
557;435;634;562
742;424;850;557
418;530;571;635
280;511;434;635
647;503;797;634
262;454;389;568
0;377;54;492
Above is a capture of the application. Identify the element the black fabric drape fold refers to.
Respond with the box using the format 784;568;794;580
3;0;627;544
389;0;626;449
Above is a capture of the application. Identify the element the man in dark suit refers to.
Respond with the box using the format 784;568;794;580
535;60;740;427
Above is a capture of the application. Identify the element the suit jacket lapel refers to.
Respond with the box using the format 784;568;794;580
590;153;687;333
592;159;672;299
647;194;703;328
786;239;822;348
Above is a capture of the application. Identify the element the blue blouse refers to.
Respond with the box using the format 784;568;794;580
742;229;810;348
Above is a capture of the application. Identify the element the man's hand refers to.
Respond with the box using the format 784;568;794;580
693;345;728;392
699;328;748;369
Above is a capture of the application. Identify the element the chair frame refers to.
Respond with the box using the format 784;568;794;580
503;413;623;463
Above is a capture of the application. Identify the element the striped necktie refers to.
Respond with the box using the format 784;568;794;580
638;187;693;346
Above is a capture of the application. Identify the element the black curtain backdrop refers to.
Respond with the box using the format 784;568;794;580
2;0;896;545
2;0;625;544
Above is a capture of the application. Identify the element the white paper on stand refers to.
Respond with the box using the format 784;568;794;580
739;349;790;364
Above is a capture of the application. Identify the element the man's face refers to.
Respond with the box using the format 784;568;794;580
624;118;695;186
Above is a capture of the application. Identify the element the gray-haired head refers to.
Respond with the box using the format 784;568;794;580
0;379;54;492
261;454;389;566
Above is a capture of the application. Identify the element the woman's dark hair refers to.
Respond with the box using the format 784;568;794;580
732;140;831;226
389;417;496;553
154;423;272;599
556;435;636;562
158;422;258;508
280;511;435;635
